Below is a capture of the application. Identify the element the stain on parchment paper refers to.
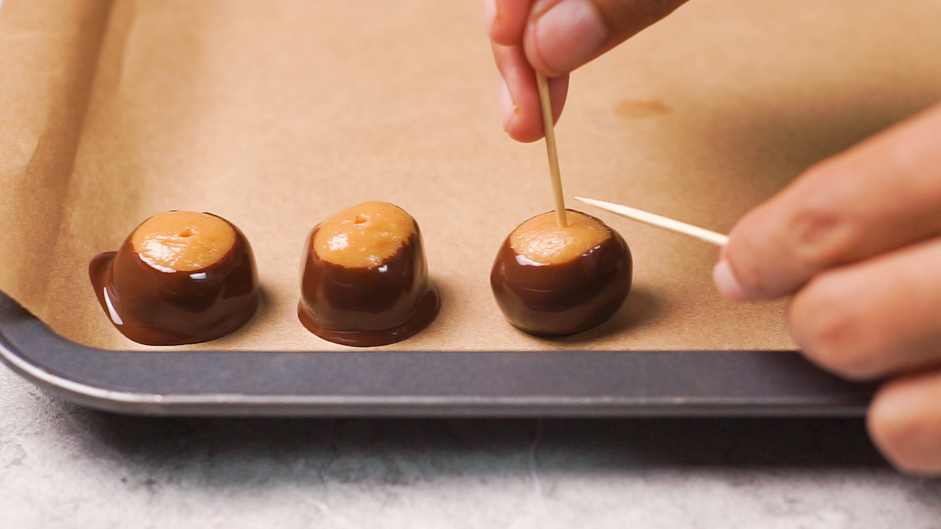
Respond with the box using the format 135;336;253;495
615;99;671;119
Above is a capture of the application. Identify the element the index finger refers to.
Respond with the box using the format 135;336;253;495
715;102;941;302
487;0;535;46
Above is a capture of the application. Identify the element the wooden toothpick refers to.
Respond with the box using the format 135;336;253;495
574;196;729;246
535;72;567;228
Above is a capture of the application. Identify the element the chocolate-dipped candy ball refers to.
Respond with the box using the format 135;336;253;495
298;201;440;347
89;211;259;345
490;209;632;336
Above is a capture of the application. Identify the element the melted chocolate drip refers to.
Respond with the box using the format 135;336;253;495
89;216;259;346
490;216;632;336
298;224;440;347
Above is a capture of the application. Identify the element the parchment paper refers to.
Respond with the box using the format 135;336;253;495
2;0;940;351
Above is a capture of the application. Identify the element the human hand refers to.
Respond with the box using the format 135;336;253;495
713;102;941;474
485;0;689;142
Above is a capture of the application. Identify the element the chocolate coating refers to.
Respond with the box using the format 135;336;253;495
490;211;632;336
298;223;440;347
89;214;259;346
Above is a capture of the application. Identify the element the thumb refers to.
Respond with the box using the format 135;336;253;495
523;0;689;76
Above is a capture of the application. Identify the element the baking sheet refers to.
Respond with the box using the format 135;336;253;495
0;291;877;416
2;0;941;353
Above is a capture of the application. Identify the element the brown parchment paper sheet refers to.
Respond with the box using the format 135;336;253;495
2;0;940;352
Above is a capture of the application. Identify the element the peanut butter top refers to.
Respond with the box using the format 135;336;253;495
510;210;611;265
313;201;415;268
131;211;236;272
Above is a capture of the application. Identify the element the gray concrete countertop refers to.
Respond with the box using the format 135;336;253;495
1;366;939;528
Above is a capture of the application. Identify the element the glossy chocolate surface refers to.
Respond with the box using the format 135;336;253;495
298;224;440;347
490;212;632;336
89;215;259;346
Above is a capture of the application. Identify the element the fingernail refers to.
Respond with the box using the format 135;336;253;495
531;0;607;74
713;259;750;302
498;74;516;130
484;0;497;36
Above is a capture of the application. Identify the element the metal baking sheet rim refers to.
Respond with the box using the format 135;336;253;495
0;292;877;417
